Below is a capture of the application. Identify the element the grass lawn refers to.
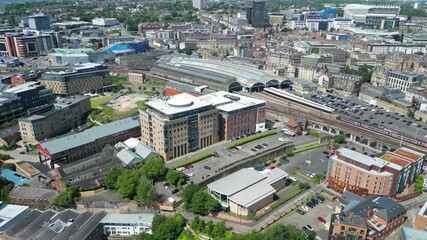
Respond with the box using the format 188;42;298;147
271;188;305;209
90;95;116;109
145;90;156;97
228;131;277;149
293;142;323;154
308;129;322;138
147;80;166;87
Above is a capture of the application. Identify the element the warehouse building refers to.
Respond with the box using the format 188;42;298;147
207;168;288;216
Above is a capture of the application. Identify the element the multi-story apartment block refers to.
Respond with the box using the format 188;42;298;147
40;63;111;96
343;4;400;27
28;14;51;30
327;148;424;197
0;82;55;123
140;93;219;161
19;95;91;143
386;71;421;93
192;0;207;10
0;34;59;58
200;91;266;141
37;116;140;167
329;191;406;240
414;200;427;231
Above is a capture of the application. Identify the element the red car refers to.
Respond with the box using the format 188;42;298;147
269;166;276;170
317;216;327;224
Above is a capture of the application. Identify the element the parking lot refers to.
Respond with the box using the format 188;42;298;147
278;196;340;240
308;93;427;141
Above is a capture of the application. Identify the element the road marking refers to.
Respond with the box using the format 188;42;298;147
326;204;332;209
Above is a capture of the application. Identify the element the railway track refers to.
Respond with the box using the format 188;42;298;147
250;92;427;154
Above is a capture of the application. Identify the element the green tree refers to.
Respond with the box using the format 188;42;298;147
152;214;167;232
136;181;156;206
205;195;221;213
178;230;196;240
299;182;310;190
0;177;14;203
138;233;156;240
0;163;15;170
182;184;199;208
415;175;424;192
211;221;227;238
105;167;122;189
140;157;167;180
333;134;346;144
116;169;139;199
190;216;205;232
52;186;79;207
166;171;185;187
313;173;326;184
154;218;184;240
190;191;208;215
204;220;214;236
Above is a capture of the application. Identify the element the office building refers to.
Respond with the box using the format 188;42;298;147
11;72;40;87
192;0;207;10
327;148;424;197
140;93;219;161
208;168;288;216
0;33;59;58
28;14;51;30
40;63;111;96
100;213;155;236
320;73;362;96
19;96;91;143
386;71;421;93
343;4;400;27
91;18;118;27
200;91;266;141
37;117;140;167
329;191;406;240
0;82;55;123
5;208;107;240
251;0;265;28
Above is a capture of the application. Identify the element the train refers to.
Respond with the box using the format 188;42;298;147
338;116;427;148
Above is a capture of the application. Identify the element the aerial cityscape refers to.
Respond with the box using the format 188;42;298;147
1;0;427;239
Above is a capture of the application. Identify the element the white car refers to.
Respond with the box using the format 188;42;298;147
278;138;288;142
289;176;297;182
301;206;310;212
186;173;194;177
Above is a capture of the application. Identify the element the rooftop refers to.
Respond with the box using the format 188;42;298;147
401;227;427;240
393;147;424;162
100;213;155;225
337;148;400;170
9;186;59;200
207;168;266;196
39;116;140;155
146;93;212;117
0;203;29;232
380;153;411;168
199;91;266;113
1;81;42;94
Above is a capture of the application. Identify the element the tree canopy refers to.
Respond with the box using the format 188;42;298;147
182;184;220;215
105;167;122;189
116;169;139;199
140;157;167;180
166;171;185;187
52;186;79;207
136;181;156;206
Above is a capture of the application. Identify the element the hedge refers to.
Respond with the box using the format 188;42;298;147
228;131;277;149
173;152;217;169
292;142;323;154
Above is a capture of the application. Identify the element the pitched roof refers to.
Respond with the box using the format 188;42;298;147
116;148;142;165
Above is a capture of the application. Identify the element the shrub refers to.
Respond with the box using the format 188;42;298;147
173;152;217;169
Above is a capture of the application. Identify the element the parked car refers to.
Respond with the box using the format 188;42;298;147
251;148;257;152
302;225;314;231
301;206;310;212
204;166;211;170
262;143;268;147
317;216;327;224
297;209;305;215
315;196;324;203
164;182;171;189
311;198;319;205
275;163;282;167
317;196;325;202
306;202;315;208
289;176;297;182
171;189;179;194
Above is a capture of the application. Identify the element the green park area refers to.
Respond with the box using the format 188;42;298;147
90;95;116;109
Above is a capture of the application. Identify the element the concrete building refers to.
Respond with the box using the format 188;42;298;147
100;213;155;237
329;191;406;240
414;200;427;231
192;0;207;10
199;91;266;140
0;33;59;58
18;95;91;143
91;18;118;27
50;52;90;66
128;71;146;84
321;73;362;96
28;14;51;30
400;227;427;240
140;93;219;161
327;148;424;197
137;22;165;36
37;116;140;167
0;82;55;123
343;4;400;27
386;71;421;93
251;0;265;28
208;168;288;216
4;209;107;240
331;18;355;29
40;63;111;96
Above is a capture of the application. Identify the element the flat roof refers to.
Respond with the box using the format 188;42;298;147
0;204;29;230
228;181;275;208
2;81;41;94
146;93;212;116
393;148;424;162
338;148;389;169
100;213;155;225
10;186;59;200
199;91;266;113
380;153;411;168
39;116;140;155
207;168;266;196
